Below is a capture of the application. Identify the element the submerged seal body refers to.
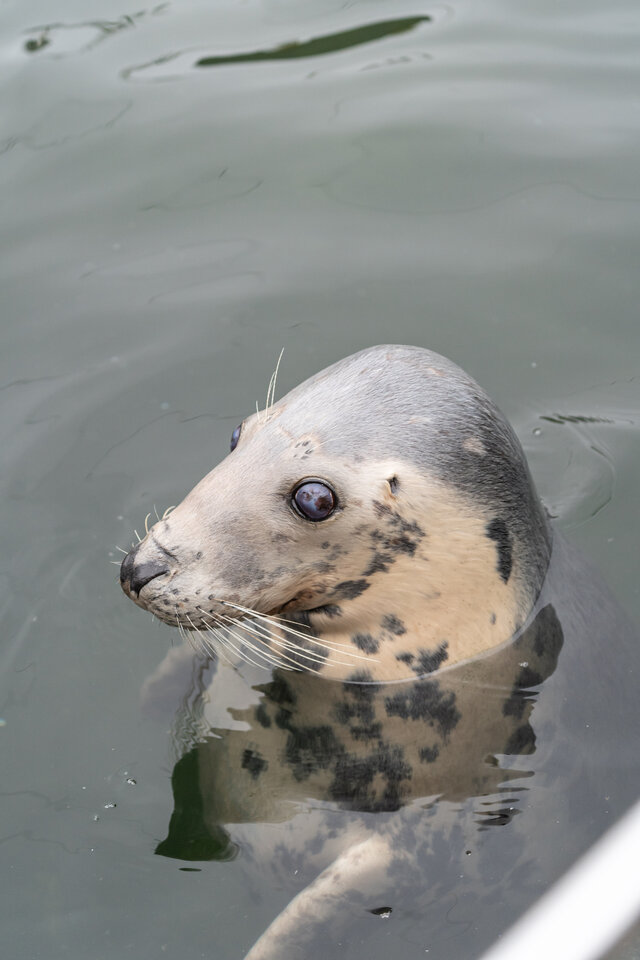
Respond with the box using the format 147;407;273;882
119;345;639;960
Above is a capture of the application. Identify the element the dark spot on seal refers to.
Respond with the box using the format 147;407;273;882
363;553;393;576
308;603;342;618
286;610;316;632
419;744;439;763
486;517;513;583
351;633;380;654
241;748;268;779
387;476;399;494
413;641;449;675
371;528;419;556
272;533;292;543
255;703;272;728
385;680;460;739
330;543;348;558
321;541;330;550
333;579;371;600
341;677;376;700
345;669;374;684
374;504;425;540
364;511;425;578
381;614;406;635
396;652;414;665
490;612;497;625
263;675;296;706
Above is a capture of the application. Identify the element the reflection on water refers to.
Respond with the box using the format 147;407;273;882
195;17;431;68
141;528;640;957
23;5;169;57
121;14;432;82
156;603;563;865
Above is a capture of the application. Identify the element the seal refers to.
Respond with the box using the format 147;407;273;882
120;344;552;682
119;345;640;960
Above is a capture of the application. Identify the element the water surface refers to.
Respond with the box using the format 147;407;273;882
2;0;639;957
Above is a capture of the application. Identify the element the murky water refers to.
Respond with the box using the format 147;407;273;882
2;1;639;957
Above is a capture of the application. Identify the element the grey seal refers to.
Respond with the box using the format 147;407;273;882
119;345;639;960
120;344;551;681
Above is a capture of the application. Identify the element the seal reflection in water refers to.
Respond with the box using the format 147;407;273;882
120;345;639;960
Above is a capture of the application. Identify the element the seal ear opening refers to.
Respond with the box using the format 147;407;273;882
387;476;400;495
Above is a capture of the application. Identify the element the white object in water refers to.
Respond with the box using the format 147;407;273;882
478;798;640;960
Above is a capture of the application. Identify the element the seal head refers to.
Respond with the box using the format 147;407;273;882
120;345;551;681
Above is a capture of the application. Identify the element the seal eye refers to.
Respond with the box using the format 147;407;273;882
230;424;242;452
292;480;337;522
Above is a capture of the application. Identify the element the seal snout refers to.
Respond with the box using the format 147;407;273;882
120;544;169;597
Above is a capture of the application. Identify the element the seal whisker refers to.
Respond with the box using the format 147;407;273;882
176;609;206;658
215;599;346;650
115;545;128;555
204;609;329;672
197;622;236;667
217;612;357;670
200;625;242;667
200;609;306;672
153;504;160;522
198;605;375;671
184;612;225;663
162;505;176;520
144;512;152;535
199;613;277;671
134;528;142;543
209;599;381;661
265;348;285;423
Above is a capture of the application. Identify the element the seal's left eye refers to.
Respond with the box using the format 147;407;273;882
230;424;242;452
292;480;337;522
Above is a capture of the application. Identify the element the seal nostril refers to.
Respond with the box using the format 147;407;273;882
120;548;168;596
130;562;169;595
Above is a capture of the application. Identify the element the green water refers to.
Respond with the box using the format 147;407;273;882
2;0;639;957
